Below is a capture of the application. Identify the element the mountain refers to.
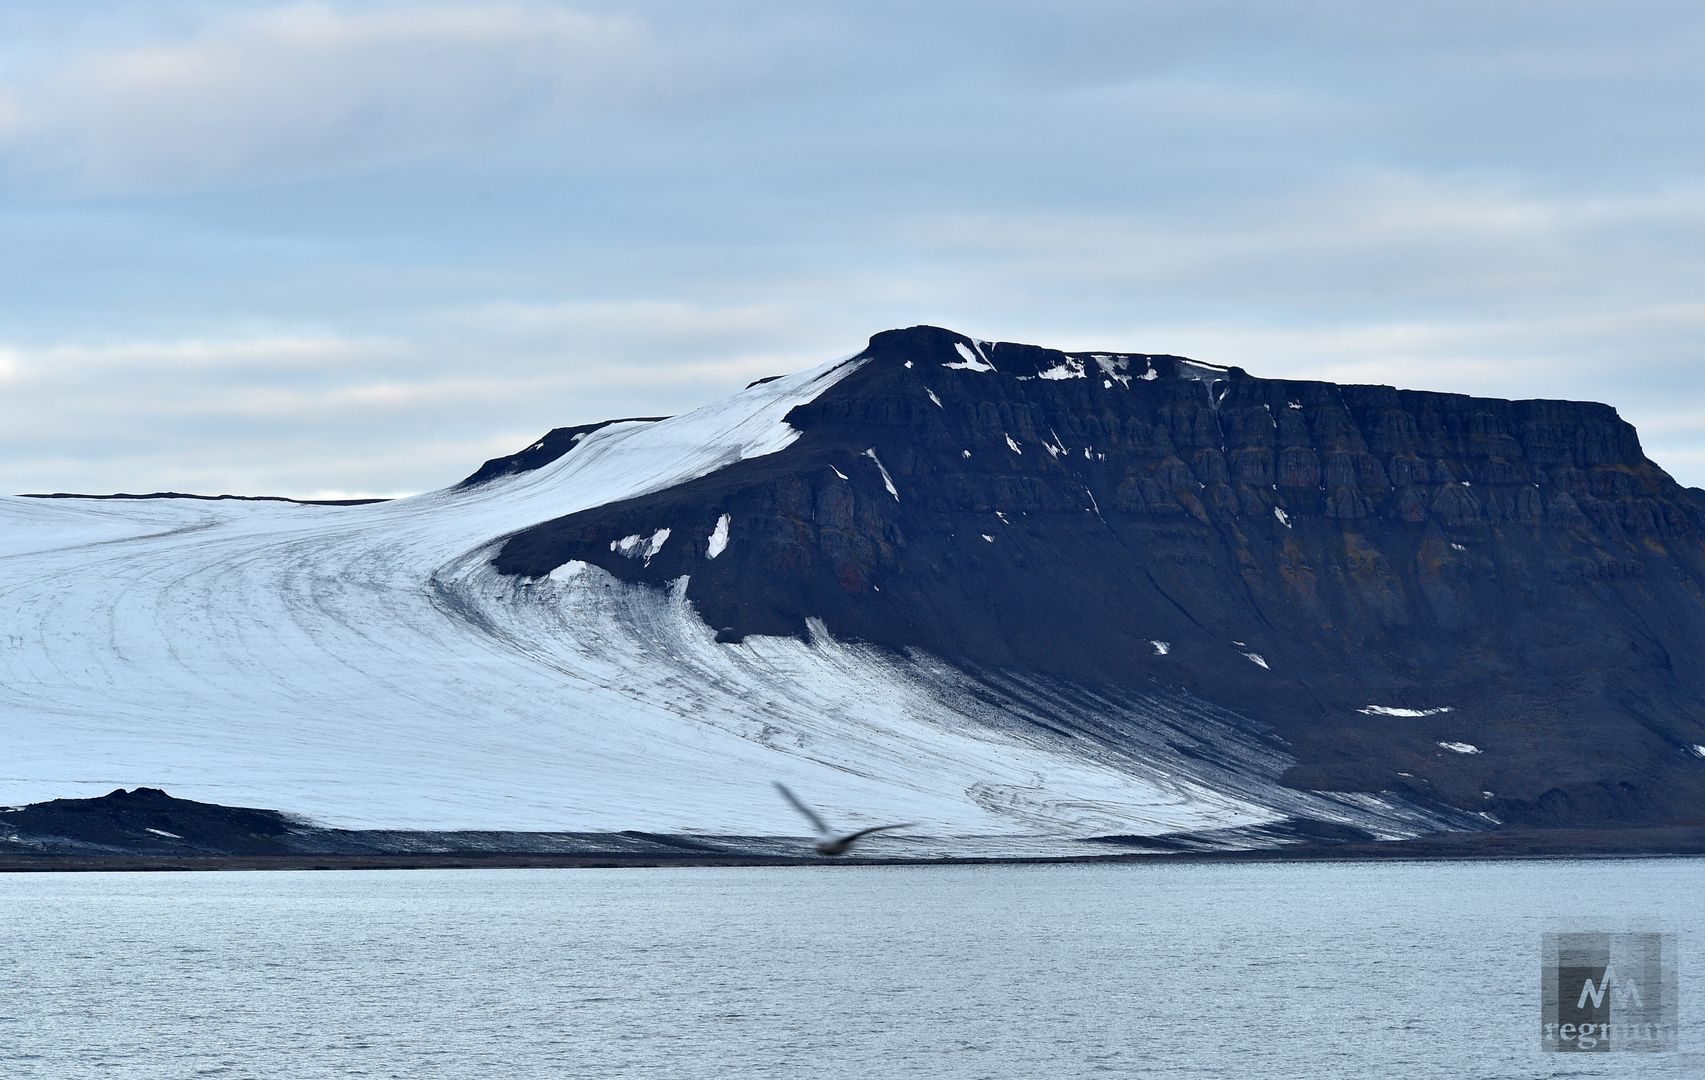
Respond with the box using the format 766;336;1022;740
4;326;1703;854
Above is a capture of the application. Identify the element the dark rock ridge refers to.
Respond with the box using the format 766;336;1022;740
492;325;1705;832
21;492;386;506
460;417;668;487
0;788;780;858
0;787;304;855
5;790;1703;866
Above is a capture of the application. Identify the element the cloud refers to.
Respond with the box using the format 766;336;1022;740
0;3;763;191
4;2;1705;496
443;299;829;375
904;174;1705;308
0;299;861;497
1091;304;1705;396
1;334;398;375
1061;75;1354;128
0;92;19;139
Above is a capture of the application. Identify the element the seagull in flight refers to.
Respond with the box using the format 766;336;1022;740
773;783;914;856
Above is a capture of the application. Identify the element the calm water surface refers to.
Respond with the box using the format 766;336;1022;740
1;859;1700;1078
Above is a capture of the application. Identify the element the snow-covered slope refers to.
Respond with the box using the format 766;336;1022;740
0;348;1450;845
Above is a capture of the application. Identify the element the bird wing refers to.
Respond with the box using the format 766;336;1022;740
773;782;829;835
840;823;915;844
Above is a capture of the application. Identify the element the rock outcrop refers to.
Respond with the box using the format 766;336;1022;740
493;326;1705;831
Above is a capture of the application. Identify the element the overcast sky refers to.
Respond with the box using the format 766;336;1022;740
3;2;1704;497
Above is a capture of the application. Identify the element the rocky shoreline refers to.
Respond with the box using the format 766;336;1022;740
4;788;1701;872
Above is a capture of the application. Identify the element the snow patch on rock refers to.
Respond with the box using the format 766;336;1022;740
864;449;900;500
1360;705;1455;718
945;343;995;372
1092;355;1131;388
706;514;730;559
1038;358;1086;380
548;560;591;583
613;528;670;562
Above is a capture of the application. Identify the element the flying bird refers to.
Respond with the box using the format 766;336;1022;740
773;782;914;856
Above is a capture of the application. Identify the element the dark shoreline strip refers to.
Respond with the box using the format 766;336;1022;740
5;830;1703;873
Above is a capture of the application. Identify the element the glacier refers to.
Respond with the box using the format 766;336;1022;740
0;349;1452;847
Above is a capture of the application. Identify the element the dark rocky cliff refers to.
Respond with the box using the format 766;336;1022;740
492;326;1705;831
461;416;667;487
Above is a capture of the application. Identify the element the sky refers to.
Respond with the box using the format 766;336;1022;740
3;1;1704;498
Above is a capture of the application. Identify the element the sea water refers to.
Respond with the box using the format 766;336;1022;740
1;859;1700;1078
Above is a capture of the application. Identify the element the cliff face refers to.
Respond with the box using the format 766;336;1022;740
493;326;1705;830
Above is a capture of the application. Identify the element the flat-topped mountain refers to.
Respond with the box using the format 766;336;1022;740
492;326;1705;830
4;326;1702;852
